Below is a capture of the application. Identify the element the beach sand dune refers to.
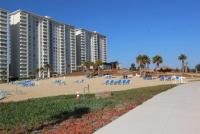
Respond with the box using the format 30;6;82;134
0;76;173;102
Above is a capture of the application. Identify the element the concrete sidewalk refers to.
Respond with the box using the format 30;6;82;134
94;82;200;134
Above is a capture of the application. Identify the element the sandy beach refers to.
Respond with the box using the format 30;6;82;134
0;75;180;102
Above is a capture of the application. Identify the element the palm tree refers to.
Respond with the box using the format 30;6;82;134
0;70;7;82
136;55;151;69
83;61;92;70
95;60;103;75
35;68;40;78
153;55;163;69
44;64;51;78
178;54;187;72
66;64;71;74
136;55;144;73
143;55;151;69
40;67;44;79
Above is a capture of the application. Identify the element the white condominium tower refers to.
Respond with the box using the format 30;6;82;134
98;34;107;63
10;10;77;78
76;29;107;67
76;29;92;66
49;20;77;74
49;19;66;75
90;32;99;63
0;9;9;81
10;10;50;78
8;9;107;78
65;25;76;73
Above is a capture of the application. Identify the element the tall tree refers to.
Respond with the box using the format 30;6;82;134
153;55;163;69
143;55;151;69
95;60;103;75
0;70;7;82
136;55;144;72
178;54;187;72
40;67;44;79
35;68;40;78
83;61;93;70
44;64;51;78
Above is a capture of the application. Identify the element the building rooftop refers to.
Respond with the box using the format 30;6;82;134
0;8;9;12
9;9;105;37
77;28;106;37
10;9;75;27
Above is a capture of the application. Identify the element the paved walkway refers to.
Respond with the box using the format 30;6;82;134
94;82;200;134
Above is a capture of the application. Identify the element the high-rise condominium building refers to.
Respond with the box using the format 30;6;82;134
76;29;107;67
10;10;50;78
98;34;107;63
8;9;107;78
65;25;76;73
49;19;66;75
0;9;9;81
10;10;77;78
49;19;77;74
76;29;92;66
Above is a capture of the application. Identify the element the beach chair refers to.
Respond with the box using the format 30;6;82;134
175;76;181;84
109;80;114;85
114;80;119;85
166;76;172;81
118;80;122;85
105;80;110;85
160;76;165;81
122;79;127;85
126;79;131;85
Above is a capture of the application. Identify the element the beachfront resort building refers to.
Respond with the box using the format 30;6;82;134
98;34;107;63
65;25;77;73
10;10;78;78
76;29;92;66
10;10;50;78
49;19;76;74
6;9;107;79
0;9;9;81
76;29;107;68
49;19;66;75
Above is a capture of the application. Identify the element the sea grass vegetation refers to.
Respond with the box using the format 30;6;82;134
0;84;176;133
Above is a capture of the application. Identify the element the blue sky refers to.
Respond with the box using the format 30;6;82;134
1;0;200;68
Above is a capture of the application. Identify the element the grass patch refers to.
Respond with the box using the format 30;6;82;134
0;84;176;132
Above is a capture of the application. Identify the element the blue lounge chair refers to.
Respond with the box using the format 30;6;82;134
126;79;131;84
114;80;119;85
105;80;110;85
166;76;172;81
176;76;180;81
110;80;114;85
122;79;127;85
160;76;165;81
118;80;122;85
